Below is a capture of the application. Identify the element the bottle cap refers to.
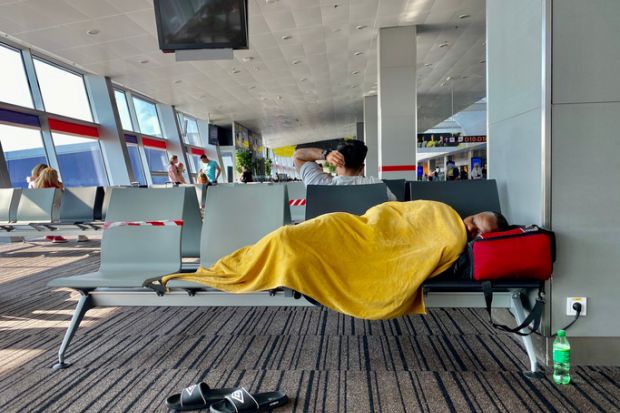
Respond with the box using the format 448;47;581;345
557;330;566;337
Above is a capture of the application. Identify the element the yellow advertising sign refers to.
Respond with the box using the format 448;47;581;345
272;146;296;157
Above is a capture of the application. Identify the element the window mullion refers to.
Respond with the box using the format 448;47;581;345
37;114;62;175
20;49;45;113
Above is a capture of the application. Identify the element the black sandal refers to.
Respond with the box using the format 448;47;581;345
209;388;288;413
166;382;236;411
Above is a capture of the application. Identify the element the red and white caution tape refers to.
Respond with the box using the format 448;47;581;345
288;199;307;207
103;220;184;230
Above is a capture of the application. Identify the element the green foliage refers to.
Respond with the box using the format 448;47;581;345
235;149;253;173
265;158;273;176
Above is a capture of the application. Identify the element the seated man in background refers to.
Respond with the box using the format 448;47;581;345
160;201;508;320
293;140;397;201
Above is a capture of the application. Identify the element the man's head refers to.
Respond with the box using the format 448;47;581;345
462;211;509;240
335;140;367;175
200;154;209;162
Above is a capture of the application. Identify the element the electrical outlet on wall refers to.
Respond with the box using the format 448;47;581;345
566;297;587;316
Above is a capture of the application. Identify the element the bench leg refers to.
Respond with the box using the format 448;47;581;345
52;294;93;370
510;293;544;379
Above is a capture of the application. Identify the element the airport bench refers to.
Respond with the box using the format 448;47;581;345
48;184;293;369
300;181;543;376
49;181;544;376
0;187;107;238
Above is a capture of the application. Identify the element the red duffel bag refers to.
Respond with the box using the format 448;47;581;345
470;225;555;281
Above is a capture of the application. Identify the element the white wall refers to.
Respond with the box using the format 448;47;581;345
550;0;620;341
487;0;544;225
363;95;378;177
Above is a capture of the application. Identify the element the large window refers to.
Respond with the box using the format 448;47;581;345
144;146;169;184
114;90;134;131
187;152;202;175
0;44;33;108
33;58;93;122
52;132;108;187
127;144;147;186
133;97;162;137
179;113;202;146
0;124;46;188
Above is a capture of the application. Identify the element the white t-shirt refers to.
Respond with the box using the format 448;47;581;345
300;162;397;201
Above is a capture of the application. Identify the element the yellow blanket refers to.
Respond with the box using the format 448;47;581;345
163;200;467;319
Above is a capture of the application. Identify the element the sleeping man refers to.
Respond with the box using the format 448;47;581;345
159;202;508;320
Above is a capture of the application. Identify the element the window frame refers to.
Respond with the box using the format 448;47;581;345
0;41;35;109
113;89;135;132
132;95;163;138
31;55;95;123
50;130;110;187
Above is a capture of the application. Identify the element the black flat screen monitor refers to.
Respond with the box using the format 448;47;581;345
154;0;248;52
208;124;219;145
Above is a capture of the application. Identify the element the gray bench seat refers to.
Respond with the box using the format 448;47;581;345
49;270;166;289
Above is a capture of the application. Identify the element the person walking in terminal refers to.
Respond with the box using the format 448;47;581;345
293;140;397;200
160;201;508;320
167;155;185;185
199;154;221;185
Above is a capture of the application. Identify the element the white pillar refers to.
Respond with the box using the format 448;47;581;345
84;74;132;185
377;26;417;180
363;95;378;177
487;0;545;224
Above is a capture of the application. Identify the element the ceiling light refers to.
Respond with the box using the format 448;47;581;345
439;42;449;48
333;28;342;33
242;56;254;62
231;68;240;74
424;63;432;67
281;35;292;40
356;25;367;30
459;14;471;19
277;95;283;100
351;84;358;88
292;59;301;65
86;29;100;35
352;71;359;75
300;78;307;82
479;59;486;63
265;0;278;3
354;51;364;56
174;80;183;84
139;59;149;64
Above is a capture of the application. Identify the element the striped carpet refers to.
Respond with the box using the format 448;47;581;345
0;241;618;412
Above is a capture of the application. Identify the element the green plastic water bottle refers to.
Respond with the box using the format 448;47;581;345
553;330;571;384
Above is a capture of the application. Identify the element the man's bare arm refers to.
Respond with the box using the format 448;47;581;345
293;147;345;171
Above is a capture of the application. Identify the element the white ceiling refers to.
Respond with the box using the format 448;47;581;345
0;0;486;147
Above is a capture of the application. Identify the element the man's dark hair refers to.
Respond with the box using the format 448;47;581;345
336;140;367;170
200;154;208;160
491;211;510;231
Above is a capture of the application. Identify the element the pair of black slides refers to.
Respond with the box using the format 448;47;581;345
166;382;289;412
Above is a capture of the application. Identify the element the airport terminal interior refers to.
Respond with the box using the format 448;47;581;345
0;0;618;412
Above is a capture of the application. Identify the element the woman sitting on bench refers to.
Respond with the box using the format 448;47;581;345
161;201;508;320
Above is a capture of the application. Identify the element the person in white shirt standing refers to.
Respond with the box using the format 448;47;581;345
293;140;397;201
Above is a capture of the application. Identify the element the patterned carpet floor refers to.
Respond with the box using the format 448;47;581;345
0;240;618;412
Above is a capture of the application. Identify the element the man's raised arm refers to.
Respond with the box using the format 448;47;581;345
293;147;345;171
